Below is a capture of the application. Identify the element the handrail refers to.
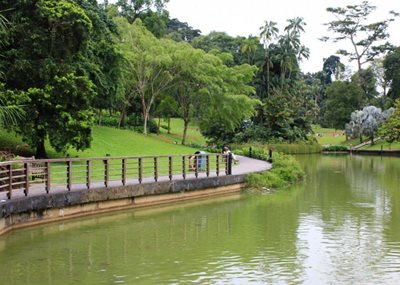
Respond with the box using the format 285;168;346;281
0;153;232;200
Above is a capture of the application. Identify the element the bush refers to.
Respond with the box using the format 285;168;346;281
245;152;305;190
322;145;349;151
101;116;119;127
234;142;322;156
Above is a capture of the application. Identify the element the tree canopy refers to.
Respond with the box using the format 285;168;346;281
0;0;118;157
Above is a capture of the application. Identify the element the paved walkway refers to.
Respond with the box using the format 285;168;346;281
0;155;271;202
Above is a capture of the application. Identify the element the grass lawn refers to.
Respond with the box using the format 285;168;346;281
361;141;400;150
313;126;347;145
0;125;200;159
155;118;206;146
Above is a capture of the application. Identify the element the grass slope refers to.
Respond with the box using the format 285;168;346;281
156;118;206;146
0;126;199;158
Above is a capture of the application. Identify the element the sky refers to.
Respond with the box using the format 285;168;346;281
165;0;400;73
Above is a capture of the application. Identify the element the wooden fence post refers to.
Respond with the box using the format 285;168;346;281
195;154;198;178
86;160;91;189
216;155;220;176
122;159;126;186
67;160;72;191
138;158;143;184
7;164;12;199
45;162;50;194
182;156;186;179
103;159;109;187
226;153;232;175
206;155;210;177
154;157;158;182
168;156;173;181
24;162;29;196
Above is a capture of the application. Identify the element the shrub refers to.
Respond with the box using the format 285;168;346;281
245;152;305;190
101;116;119;127
322;145;349;151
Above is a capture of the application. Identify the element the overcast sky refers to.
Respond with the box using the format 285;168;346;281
166;0;400;73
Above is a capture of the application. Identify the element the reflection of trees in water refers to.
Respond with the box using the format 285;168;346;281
297;154;400;284
0;190;306;284
376;157;400;243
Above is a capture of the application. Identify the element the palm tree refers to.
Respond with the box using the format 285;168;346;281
240;36;259;65
0;11;8;80
285;17;306;37
260;21;278;97
0;12;25;126
0;103;24;128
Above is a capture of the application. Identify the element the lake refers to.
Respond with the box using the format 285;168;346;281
1;154;400;284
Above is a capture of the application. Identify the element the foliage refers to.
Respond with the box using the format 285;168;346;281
351;67;378;102
113;0;169;37
322;55;344;84
384;47;400;101
379;98;400;143
0;0;116;157
245;152;304;190
322;145;349;152
166;18;201;42
235;142;321;157
346;105;393;144
322;1;398;72
115;18;176;135
324;81;363;130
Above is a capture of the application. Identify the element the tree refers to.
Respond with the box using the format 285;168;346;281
0;0;116;157
379;98;400;143
384;47;400;102
323;55;345;84
115;18;177;135
347;105;393;144
166;18;201;42
0;85;24;128
324;81;363;130
114;0;169;36
351;67;378;102
260;21;279;97
323;1;398;73
154;94;177;134
171;43;258;145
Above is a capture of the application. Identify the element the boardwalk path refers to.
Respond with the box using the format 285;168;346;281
0;155;271;202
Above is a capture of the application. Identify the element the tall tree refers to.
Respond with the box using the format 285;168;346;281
323;55;344;84
322;1;398;72
115;18;177;135
384;47;400;102
259;21;279;97
166;18;201;42
324;81;363;130
0;0;116;157
114;0;169;37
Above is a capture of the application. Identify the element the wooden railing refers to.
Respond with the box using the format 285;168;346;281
0;153;232;200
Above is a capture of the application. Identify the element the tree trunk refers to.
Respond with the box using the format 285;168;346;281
167;118;171;134
35;139;47;159
143;111;148;135
118;107;126;128
97;109;102;126
182;118;189;145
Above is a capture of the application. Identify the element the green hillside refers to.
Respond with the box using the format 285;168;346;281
0;125;200;159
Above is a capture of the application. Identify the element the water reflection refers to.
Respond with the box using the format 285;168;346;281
0;155;400;284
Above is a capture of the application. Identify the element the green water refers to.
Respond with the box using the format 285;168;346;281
1;154;400;284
